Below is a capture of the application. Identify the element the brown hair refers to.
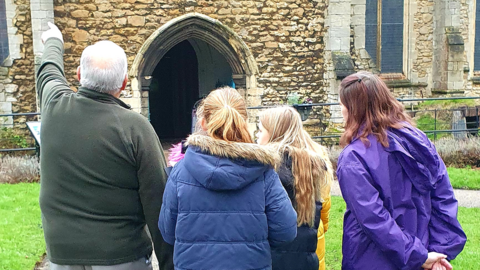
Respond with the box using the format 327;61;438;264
259;106;333;227
339;71;413;147
198;87;253;143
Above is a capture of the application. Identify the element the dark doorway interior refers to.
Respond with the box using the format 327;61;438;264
149;40;199;140
466;116;479;137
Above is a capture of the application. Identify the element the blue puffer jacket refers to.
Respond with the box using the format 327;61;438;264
159;134;298;270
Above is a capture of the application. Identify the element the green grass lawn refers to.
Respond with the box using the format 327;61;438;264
325;196;480;270
451;206;480;269
0;183;45;270
325;196;345;270
415;114;452;141
0;184;478;270
448;167;480;190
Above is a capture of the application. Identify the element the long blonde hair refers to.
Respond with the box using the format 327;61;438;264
197;87;253;143
259;106;333;227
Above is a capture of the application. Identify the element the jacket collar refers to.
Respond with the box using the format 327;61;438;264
186;134;280;167
77;87;131;110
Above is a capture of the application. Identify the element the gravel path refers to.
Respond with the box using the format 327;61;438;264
330;180;480;208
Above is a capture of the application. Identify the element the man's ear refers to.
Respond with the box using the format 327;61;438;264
120;74;128;90
76;66;81;81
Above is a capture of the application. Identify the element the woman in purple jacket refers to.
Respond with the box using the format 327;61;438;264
337;71;466;270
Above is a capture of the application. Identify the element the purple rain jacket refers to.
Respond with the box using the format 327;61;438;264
337;125;466;270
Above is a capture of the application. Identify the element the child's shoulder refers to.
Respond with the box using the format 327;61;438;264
263;167;280;184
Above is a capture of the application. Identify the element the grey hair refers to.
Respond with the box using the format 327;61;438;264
80;40;127;95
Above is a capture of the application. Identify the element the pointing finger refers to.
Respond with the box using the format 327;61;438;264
47;22;57;30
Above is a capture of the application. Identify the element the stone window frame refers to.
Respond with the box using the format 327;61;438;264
473;0;480;72
354;0;412;80
469;0;480;81
366;0;405;74
0;0;21;67
0;0;9;66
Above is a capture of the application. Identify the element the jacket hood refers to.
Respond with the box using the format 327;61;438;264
385;125;440;194
183;134;280;191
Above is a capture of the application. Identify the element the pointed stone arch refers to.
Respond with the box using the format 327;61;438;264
127;13;260;133
129;13;258;97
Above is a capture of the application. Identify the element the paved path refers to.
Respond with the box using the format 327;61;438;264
152;253;159;270
331;180;480;208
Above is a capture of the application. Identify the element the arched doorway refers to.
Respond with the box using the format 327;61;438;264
149;41;199;140
149;39;234;140
129;13;260;141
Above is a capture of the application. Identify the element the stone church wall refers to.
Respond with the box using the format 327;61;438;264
3;0;480;140
411;0;434;92
53;0;327;109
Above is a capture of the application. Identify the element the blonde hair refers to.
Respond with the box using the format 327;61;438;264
259;106;333;227
197;87;253;143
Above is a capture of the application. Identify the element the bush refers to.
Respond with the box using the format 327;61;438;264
435;137;480;168
0;156;40;184
0;127;36;157
0;127;30;149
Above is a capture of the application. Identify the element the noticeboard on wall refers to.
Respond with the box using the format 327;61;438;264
26;121;41;146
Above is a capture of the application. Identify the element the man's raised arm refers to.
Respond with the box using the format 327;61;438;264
36;22;72;111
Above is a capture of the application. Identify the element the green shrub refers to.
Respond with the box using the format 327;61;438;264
435;137;480;168
0;127;30;149
287;92;300;105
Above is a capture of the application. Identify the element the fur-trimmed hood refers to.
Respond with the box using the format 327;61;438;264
183;134;281;191
186;134;280;167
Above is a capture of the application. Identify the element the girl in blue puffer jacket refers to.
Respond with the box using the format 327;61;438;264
158;87;298;270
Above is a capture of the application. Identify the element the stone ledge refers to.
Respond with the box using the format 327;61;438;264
471;77;480;85
431;89;465;95
384;79;428;89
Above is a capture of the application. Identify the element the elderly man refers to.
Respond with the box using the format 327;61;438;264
37;23;173;270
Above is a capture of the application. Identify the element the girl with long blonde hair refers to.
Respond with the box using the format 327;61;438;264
257;106;333;270
159;87;297;270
